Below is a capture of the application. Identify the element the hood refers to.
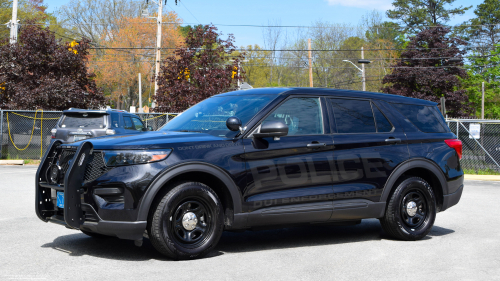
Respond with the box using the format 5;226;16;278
64;131;225;150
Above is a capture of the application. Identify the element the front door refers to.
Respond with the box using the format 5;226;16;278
242;97;335;218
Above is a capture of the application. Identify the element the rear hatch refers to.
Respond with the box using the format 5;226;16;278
56;112;107;142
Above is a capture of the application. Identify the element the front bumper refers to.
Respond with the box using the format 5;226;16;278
36;141;156;240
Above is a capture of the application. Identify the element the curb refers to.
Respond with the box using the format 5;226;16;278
0;160;24;165
464;174;500;181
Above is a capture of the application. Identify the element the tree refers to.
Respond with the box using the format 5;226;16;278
382;26;472;117
457;0;500;54
155;25;244;112
460;45;500;118
0;23;106;110
89;12;184;109
57;0;146;45
0;0;69;42
387;0;471;32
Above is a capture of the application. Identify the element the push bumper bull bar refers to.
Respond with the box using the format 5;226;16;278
36;140;146;241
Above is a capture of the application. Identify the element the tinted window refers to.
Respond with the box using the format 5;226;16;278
123;116;134;130
331;99;375;134
110;113;120;128
373;104;393;132
131;117;145;131
262;97;323;136
60;113;104;129
391;104;447;133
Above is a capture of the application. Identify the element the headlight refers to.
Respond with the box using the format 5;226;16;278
103;149;172;166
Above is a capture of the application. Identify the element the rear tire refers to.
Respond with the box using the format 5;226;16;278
380;177;436;240
148;182;224;260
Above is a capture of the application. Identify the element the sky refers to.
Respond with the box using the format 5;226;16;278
44;0;481;47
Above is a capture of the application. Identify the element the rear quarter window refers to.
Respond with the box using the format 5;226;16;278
391;103;448;133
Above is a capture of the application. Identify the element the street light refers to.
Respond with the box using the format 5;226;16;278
342;59;371;91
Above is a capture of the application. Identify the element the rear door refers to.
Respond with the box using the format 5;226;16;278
242;96;335;222
328;97;409;203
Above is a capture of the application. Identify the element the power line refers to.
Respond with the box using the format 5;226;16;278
21;21;500;29
89;46;492;52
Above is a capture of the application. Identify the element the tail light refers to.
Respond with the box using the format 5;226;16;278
444;139;462;160
51;128;57;139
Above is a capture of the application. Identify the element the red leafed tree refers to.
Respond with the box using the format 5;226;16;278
0;23;106;110
155;25;244;112
382;26;473;117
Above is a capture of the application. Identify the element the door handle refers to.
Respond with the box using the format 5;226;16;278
385;138;401;143
307;143;326;148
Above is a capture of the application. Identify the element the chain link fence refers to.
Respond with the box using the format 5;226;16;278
0;110;178;160
447;119;500;173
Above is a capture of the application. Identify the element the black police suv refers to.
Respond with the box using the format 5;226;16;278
35;88;464;260
51;108;150;142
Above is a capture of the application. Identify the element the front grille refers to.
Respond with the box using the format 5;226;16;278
59;149;76;175
84;152;111;183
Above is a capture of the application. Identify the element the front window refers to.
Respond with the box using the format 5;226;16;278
161;95;276;137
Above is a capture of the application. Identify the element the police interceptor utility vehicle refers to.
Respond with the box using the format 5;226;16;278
36;88;464;260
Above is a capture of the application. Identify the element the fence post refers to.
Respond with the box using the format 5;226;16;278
0;110;3;159
456;121;459;138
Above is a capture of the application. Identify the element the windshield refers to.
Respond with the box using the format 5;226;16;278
60;113;105;129
161;95;276;137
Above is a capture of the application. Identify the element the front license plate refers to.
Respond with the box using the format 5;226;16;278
56;191;64;208
73;135;87;142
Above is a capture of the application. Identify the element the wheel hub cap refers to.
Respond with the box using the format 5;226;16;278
406;201;417;217
182;212;198;231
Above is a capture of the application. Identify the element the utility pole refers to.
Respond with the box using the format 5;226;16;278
8;0;19;44
482;81;485;119
138;73;143;113
154;0;163;100
361;47;366;91
308;38;313;87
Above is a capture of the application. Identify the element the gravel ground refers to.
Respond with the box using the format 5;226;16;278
1;165;499;281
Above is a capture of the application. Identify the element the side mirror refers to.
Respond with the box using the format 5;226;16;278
253;121;288;138
147;126;153;131
226;117;242;132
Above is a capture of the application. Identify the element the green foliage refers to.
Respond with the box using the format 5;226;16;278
457;0;500;49
460;45;500;118
0;0;71;43
463;168;500;175
387;0;471;32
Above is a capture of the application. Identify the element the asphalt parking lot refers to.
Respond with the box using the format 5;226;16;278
0;165;499;281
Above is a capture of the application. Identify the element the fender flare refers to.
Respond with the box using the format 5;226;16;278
136;162;243;221
380;158;448;203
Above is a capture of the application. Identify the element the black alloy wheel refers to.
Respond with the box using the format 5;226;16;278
170;200;213;246
148;182;224;260
380;177;437;241
400;190;428;230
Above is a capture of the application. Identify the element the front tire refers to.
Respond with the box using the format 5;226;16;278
380;177;436;240
148;182;224;260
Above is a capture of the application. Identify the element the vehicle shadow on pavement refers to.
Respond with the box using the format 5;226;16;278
40;220;454;260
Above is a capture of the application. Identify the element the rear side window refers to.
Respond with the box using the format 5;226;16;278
391;104;447;133
110;113;120;128
331;99;375;133
330;99;394;134
60;113;105;129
